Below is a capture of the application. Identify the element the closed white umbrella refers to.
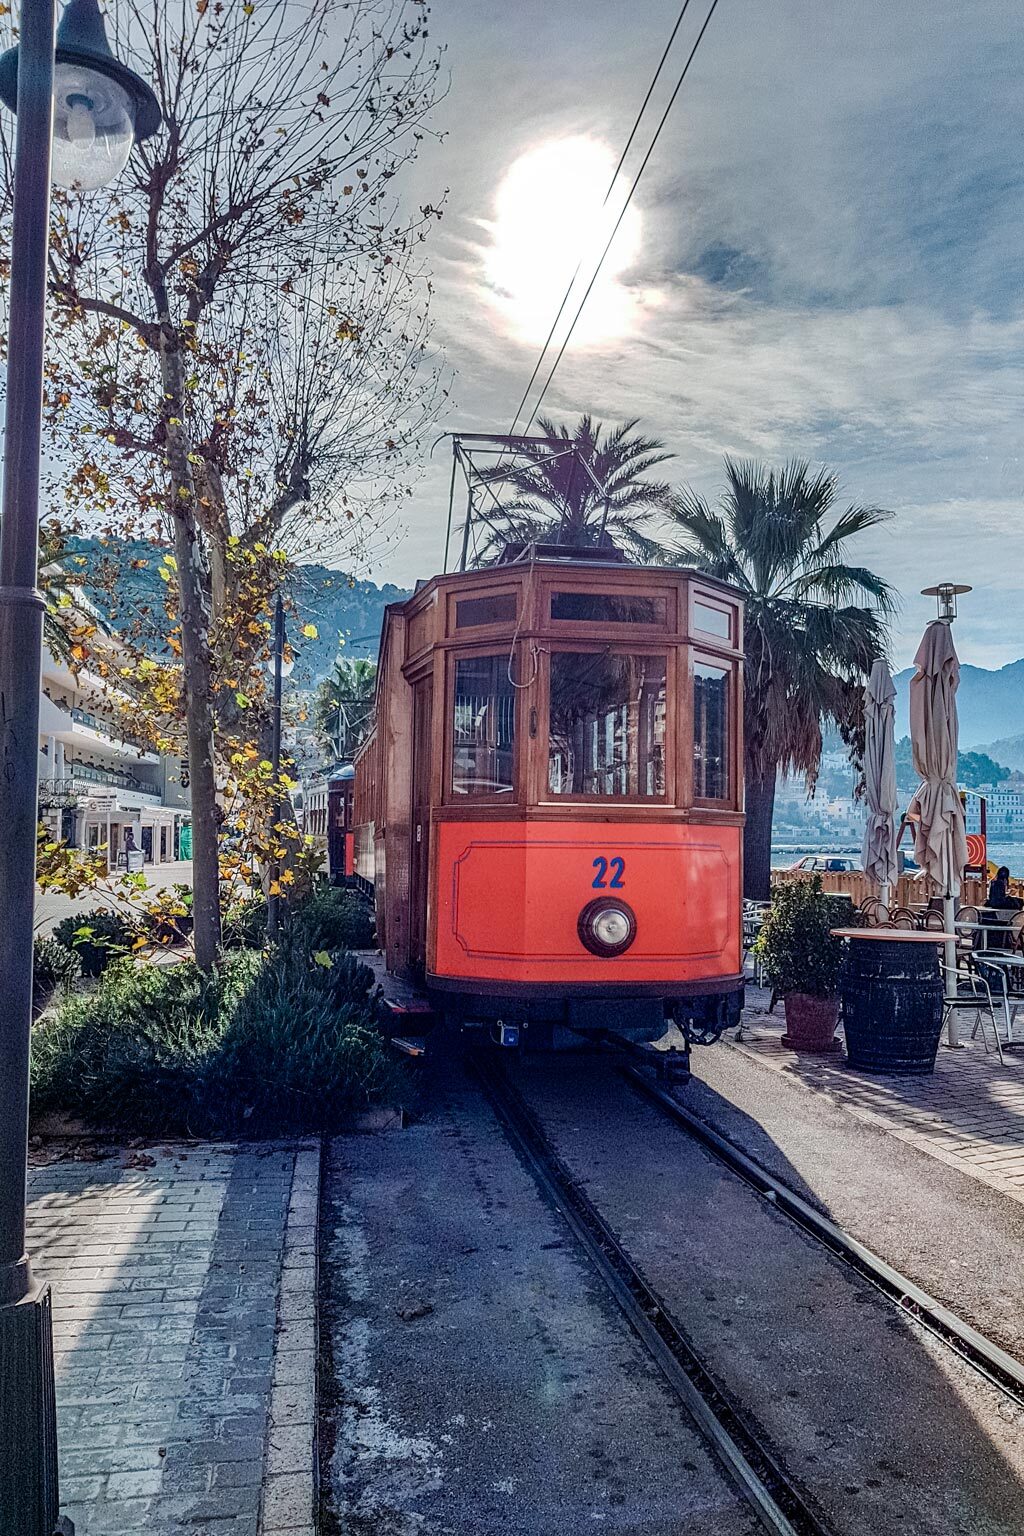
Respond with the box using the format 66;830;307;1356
908;619;968;1043
861;658;898;911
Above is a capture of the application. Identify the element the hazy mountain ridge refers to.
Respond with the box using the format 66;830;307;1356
973;734;1024;774
68;536;408;687
894;656;1024;752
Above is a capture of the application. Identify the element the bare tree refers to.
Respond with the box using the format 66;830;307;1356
0;0;445;965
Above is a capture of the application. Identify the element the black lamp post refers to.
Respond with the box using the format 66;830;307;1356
0;3;159;1530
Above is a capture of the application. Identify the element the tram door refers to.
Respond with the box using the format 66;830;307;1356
410;678;433;973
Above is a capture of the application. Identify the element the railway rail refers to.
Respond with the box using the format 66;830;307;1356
620;1063;1024;1413
472;1051;831;1536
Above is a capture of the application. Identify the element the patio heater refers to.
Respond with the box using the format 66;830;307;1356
922;583;972;1045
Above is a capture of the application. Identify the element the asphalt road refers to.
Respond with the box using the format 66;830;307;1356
512;1055;1024;1535
687;1038;1024;1362
321;1065;760;1536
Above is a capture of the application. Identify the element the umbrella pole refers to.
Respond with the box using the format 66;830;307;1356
943;831;959;1046
879;881;891;915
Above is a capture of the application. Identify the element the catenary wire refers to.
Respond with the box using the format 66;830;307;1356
520;0;723;436
505;0;698;443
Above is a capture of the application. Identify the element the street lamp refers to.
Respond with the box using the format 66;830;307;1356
0;3;159;1531
266;594;293;938
921;582;972;624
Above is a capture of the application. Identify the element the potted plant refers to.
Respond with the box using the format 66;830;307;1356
754;877;844;1051
144;884;195;947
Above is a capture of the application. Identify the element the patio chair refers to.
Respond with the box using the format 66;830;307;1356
857;897;887;928
889;906;917;930
940;960;1005;1065
922;909;946;932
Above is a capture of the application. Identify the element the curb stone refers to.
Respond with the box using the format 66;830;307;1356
258;1141;321;1536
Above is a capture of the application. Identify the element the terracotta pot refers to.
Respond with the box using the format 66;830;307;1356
781;992;841;1052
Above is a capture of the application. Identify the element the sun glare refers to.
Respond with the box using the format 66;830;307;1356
485;137;642;348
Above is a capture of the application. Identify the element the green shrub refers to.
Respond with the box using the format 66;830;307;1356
31;952;263;1134
754;877;844;999
291;886;375;952
30;941;403;1137
222;896;269;950
52;907;137;977
33;937;80;1013
209;946;400;1136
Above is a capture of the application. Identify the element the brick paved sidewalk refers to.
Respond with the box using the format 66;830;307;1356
736;986;1024;1200
27;1141;319;1536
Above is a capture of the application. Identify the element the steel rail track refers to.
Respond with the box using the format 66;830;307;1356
622;1064;1024;1412
471;1054;832;1536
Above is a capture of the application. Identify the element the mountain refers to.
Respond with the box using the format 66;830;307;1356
974;733;1024;775
894;656;1024;750
68;536;409;689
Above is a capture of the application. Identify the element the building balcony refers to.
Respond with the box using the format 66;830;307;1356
67;706;159;764
68;763;162;805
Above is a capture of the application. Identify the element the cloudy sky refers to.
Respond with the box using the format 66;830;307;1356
374;0;1024;670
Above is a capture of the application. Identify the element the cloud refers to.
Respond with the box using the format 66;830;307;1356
379;0;1024;670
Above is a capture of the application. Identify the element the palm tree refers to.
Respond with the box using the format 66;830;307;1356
314;657;377;760
475;414;672;564
666;458;895;898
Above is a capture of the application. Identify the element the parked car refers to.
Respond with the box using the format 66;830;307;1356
788;854;859;874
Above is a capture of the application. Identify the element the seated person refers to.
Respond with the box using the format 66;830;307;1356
986;866;1022;913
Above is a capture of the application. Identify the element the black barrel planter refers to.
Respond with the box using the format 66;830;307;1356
840;937;945;1075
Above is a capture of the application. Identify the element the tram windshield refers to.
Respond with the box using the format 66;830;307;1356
452;654;516;796
548;650;666;798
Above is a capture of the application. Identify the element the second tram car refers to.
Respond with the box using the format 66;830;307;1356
304;764;356;884
352;545;744;1049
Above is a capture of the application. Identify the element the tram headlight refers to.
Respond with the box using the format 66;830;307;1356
577;897;637;958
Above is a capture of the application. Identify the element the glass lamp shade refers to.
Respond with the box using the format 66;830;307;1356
51;62;135;189
267;654;295;680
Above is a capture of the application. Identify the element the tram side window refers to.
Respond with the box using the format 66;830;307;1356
452;654;515;796
549;651;666;797
694;662;730;800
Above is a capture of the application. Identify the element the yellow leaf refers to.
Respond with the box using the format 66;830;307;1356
313;951;333;968
164;553;177;569
300;623;318;639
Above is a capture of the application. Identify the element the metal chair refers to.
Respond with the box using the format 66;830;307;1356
857;897;887;928
889;906;917;930
940;960;1005;1064
922;909;946;932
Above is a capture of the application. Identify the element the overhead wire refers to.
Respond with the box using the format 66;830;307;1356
505;0;699;443
518;0;723;437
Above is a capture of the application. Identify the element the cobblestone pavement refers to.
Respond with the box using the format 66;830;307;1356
736;986;1024;1199
27;1141;318;1536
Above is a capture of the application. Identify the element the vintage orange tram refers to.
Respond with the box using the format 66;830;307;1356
352;542;745;1050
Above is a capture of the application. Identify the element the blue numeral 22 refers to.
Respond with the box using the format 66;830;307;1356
592;856;626;889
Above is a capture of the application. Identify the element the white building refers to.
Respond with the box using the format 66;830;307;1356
979;785;1024;838
38;648;190;868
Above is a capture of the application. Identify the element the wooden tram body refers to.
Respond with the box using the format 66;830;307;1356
352;549;745;1044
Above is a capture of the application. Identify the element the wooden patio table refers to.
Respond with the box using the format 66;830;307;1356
830;928;956;943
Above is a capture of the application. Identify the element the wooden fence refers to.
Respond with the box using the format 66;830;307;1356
768;868;1010;909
